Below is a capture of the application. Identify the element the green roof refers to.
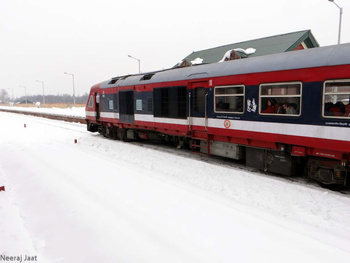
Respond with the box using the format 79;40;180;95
179;30;319;66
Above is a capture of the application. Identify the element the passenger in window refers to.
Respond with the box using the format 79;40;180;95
324;102;334;116
329;101;345;116
277;104;286;114
262;99;276;113
282;103;297;114
344;104;350;117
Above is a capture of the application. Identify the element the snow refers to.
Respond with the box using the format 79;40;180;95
190;57;204;65
1;108;350;262
0;106;85;118
219;48;256;62
234;48;256;55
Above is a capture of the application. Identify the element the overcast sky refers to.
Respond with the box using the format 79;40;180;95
1;0;349;99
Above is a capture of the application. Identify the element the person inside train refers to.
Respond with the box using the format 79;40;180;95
327;101;345;116
282;103;297;114
324;102;334;116
344;104;350;117
277;104;286;114
262;99;277;113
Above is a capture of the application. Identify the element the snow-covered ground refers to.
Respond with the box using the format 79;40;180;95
0;105;85;118
1;108;350;262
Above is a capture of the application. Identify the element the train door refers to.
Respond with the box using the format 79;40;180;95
95;92;100;121
119;90;134;123
189;81;210;155
190;81;208;129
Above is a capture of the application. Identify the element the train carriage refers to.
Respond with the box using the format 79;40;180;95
86;43;350;186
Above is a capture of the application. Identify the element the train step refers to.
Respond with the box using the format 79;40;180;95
191;131;210;156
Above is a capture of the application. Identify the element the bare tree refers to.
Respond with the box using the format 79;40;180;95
0;89;9;103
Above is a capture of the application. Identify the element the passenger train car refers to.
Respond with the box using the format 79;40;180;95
86;44;350;186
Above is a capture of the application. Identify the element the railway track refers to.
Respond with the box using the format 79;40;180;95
1;107;349;194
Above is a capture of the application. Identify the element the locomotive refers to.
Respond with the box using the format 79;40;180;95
85;43;350;186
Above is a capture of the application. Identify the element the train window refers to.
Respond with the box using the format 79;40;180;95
136;99;143;111
108;78;119;85
260;82;302;116
214;85;244;113
178;87;187;117
88;95;93;108
323;80;350;118
140;74;154;81
147;98;153;112
160;88;169;116
109;100;114;110
113;93;118;111
154;86;187;118
194;87;206;113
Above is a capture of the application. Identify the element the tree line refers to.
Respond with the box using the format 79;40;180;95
1;89;89;104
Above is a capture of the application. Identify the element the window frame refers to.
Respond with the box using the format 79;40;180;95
322;79;350;119
259;81;302;117
88;95;94;108
214;85;245;114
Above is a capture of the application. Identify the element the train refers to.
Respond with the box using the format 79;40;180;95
85;43;350;187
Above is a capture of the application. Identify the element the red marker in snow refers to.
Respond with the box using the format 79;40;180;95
0;186;5;191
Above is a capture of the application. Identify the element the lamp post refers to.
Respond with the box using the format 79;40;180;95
328;0;343;44
36;80;45;107
128;55;141;73
19;86;28;107
64;72;76;107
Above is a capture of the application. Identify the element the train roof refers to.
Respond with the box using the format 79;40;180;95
99;43;350;89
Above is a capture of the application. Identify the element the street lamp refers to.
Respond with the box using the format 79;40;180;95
64;72;76;107
128;55;141;73
328;0;343;44
36;80;45;107
19;85;28;107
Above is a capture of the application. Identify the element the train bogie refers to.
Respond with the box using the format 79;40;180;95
307;157;349;186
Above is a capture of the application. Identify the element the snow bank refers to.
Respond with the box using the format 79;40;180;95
0;106;85;118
